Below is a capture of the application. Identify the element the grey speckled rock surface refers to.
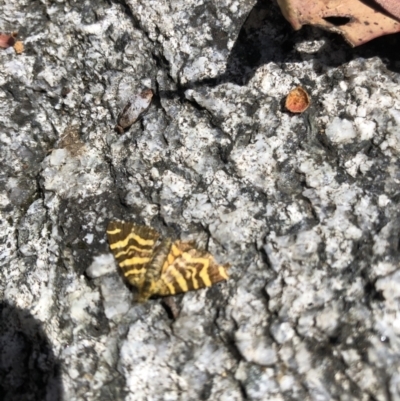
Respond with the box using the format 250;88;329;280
1;0;400;400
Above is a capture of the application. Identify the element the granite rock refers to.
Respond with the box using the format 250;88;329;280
1;0;400;400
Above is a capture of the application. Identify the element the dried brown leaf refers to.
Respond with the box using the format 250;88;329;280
277;0;400;46
374;0;400;21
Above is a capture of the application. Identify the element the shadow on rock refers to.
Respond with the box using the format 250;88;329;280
181;0;400;90
0;301;63;401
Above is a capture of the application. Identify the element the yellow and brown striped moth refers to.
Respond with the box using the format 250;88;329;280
107;221;229;302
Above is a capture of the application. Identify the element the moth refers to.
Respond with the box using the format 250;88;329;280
115;89;153;134
107;221;229;302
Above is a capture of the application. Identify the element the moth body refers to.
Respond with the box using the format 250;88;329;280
106;221;229;302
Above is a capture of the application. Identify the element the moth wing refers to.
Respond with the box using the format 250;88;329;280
106;221;160;287
155;240;229;296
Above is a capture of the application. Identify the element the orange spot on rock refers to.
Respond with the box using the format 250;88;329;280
285;86;311;113
13;41;24;54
